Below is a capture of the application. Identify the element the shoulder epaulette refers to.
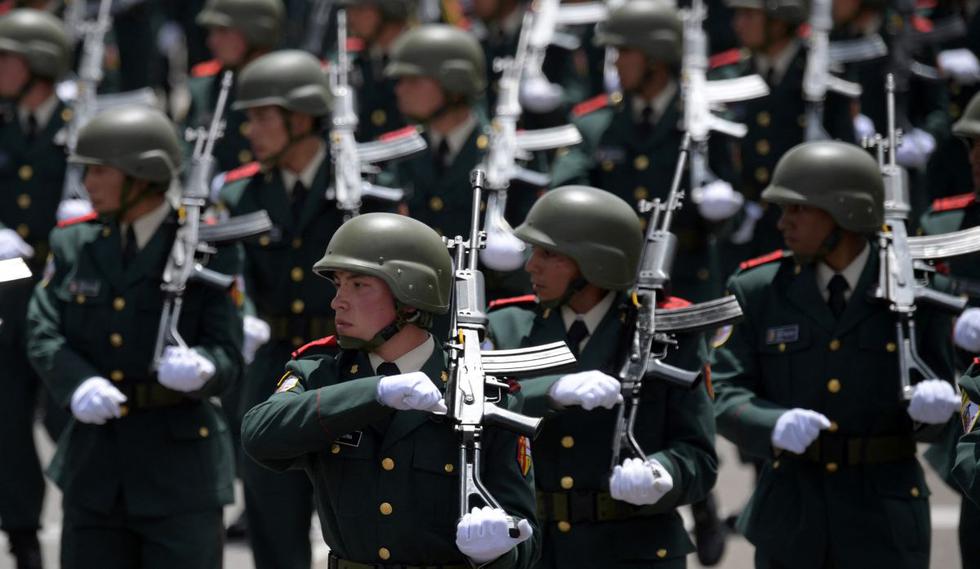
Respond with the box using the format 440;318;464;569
739;249;790;270
573;94;611;118
292;335;338;358
224;161;261;184
56;211;98;228
796;23;812;39
191;59;221;78
657;296;693;310
346;37;365;53
931;192;976;212
709;48;744;70
488;294;537;311
912;15;933;33
378;125;418;141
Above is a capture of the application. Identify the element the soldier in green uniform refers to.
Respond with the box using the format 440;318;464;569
0;10;73;568
549;0;739;304
25;106;243;569
952;361;980;553
186;0;284;173
241;212;539;569
487;186;718;568
711;140;959;569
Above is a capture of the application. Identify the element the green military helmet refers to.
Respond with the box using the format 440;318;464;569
953;92;980;139
724;0;808;25
384;24;486;98
337;0;413;21
594;1;683;64
515;186;642;291
232;50;332;116
762;141;884;233
0;9;72;79
70;106;182;184
313;213;453;314
196;0;284;49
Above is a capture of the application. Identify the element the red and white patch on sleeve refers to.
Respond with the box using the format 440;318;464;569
517;435;532;478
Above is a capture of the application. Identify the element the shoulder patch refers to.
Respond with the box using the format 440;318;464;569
912;15;933;33
275;372;301;393
191;59;222;78
931;192;976;213
573;94;611;117
516;435;532;478
56;211;98;228
292;335;338;358
656;296;692;310
709;48;744;70
378;125;419;141
488;294;538;311
224;161;261;184
739;249;790;270
346;36;365;53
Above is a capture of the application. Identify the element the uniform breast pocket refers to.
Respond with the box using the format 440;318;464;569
412;433;460;525
757;323;812;401
334;439;377;516
56;278;110;350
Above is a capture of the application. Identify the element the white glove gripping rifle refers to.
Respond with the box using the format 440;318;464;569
443;169;576;536
802;0;864;141
152;71;273;371
328;10;427;221
867;74;980;401
610;134;744;470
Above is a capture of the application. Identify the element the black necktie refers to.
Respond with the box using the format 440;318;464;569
122;225;138;267
639;105;654;138
827;274;849;319
434;138;450;173
25;113;37;143
291;180;308;222
566;320;590;358
377;362;401;376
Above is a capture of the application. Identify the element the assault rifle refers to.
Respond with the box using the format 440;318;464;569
802;0;864;140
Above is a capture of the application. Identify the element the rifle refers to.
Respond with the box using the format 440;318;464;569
152;71;273;370
328;10;426;220
443;169;576;534
802;0;863;141
610;134;744;469
302;0;335;56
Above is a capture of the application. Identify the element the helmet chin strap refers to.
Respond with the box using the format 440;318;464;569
792;226;843;266
260;109;319;170
337;303;433;352
540;276;589;310
101;177;156;222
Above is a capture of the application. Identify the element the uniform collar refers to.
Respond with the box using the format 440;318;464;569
120;200;172;251
560;290;616;336
754;39;802;85
428;111;478;166
630;80;678;125
815;241;870;302
18;93;59;133
280;141;328;195
369;334;436;374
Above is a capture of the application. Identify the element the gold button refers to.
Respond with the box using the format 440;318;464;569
560;476;574;490
656;549;668;559
633;155;649;171
238;149;253;164
75;294;86;304
828;421;839;433
18;165;33;180
601;160;615;172
697;268;710;281
109;333;124;348
561;436;574;449
772;460;780;469
951;103;961;118
199;427;210;438
378;547;391;561
778;343;786;352
331;444;341;454
379;502;393;515
444;463;454;473
16;224;29;238
886;342;896;352
258;235;271;247
610;91;624;105
382;457;395;471
290;267;304;282
440;371;449;383
371;109;387;126
825;462;838;473
61;108;73;122
755;139;770;156
113;297;126;311
754;167;769;184
633;186;648;201
102;227;111;238
17;194;30;209
910;487;920;497
429;196;444;212
292;237;303;249
827;378;841;394
291;336;304;347
797;114;807;128
110;370;124;382
829;339;841;351
350;364;359;374
119;404;129;417
756;111;771;127
476;134;489;150
794;264;802;275
291;299;305;314
557;521;571;533
239;122;251;136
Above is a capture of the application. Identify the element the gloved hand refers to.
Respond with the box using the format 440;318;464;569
0;228;34;260
56;199;94;222
377;371;448;413
896;128;936;169
908;379;960;424
694;179;744;221
729;201;764;245
70;377;127;425
548;370;623;410
242;315;271;364
157;346;216;392
456;506;533;564
609;457;674;506
519;73;564;114
853;113;876;142
939;48;980;84
480;227;527;272
954;307;980;352
771;408;831;454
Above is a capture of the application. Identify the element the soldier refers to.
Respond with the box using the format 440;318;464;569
487;186;718;569
711;140;959;569
952;362;980;556
550;0;740;304
25;106;243;569
0;9;73;568
187;0;284;172
241;212;539;569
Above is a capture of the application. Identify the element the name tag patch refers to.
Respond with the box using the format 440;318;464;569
67;278;101;297
766;325;799;345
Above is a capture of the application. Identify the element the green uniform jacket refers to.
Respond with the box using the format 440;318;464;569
241;339;540;568
487;295;718;567
348;47;406;142
186;64;255;173
952;361;980;503
710;247;955;569
26;211;243;517
920;193;980;299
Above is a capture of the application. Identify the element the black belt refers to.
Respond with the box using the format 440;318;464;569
536;489;660;524
117;382;189;411
795;433;916;467
326;552;467;569
261;314;334;345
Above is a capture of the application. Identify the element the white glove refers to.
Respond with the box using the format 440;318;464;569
377;371;448;413
908;379;960;424
0;228;34;260
548;370;624;410
242;315;271;364
55;199;94;222
853;113;876;142
157;346;216;392
939;48;980;84
694;179;744;221
609;457;674;506
896;127;936;169
519;73;564;114
480;227;527;272
729;200;764;245
456;506;533;564
954;307;980;352
771;408;831;454
70;377;127;425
